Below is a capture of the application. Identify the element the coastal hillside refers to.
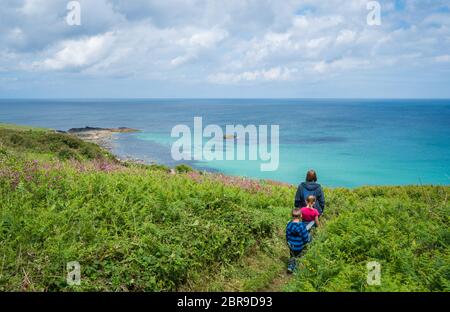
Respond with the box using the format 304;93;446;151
0;124;114;162
0;124;448;291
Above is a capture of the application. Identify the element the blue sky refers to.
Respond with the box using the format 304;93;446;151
0;0;450;98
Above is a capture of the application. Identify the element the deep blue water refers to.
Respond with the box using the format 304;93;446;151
0;99;449;187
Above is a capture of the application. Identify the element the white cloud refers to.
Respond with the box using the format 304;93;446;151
28;22;229;74
32;33;115;71
170;55;193;67
434;55;450;63
177;28;228;48
313;58;371;74
422;13;450;27
208;67;297;84
19;0;58;16
336;30;357;45
1;0;450;95
292;15;344;33
306;37;331;49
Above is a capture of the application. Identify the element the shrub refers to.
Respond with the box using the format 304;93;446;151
284;186;450;292
57;147;79;160
0;128;113;161
0;156;286;291
175;164;193;173
1;125;448;292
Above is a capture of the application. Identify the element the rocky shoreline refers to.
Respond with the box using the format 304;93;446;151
61;126;140;152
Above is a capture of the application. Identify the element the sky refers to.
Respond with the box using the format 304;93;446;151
0;0;450;98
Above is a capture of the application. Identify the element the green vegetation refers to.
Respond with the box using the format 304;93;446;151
0;125;290;291
285;186;450;291
0;123;49;131
0;124;449;291
175;164;194;173
0;126;114;162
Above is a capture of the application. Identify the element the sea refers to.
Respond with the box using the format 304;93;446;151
1;98;449;187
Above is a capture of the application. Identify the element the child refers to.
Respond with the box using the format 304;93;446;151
286;208;310;273
301;195;320;229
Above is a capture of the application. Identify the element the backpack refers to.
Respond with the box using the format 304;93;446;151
302;186;320;210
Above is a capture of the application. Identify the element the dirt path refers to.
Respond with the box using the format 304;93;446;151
259;270;292;292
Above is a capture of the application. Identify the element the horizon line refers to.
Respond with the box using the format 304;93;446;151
1;97;450;101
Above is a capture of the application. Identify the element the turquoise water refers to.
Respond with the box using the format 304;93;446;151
0;99;449;187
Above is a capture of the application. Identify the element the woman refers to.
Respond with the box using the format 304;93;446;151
294;169;325;215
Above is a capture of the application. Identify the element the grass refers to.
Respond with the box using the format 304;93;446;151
0;125;115;162
0;125;449;291
0;123;49;131
284;186;450;291
0;133;291;291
